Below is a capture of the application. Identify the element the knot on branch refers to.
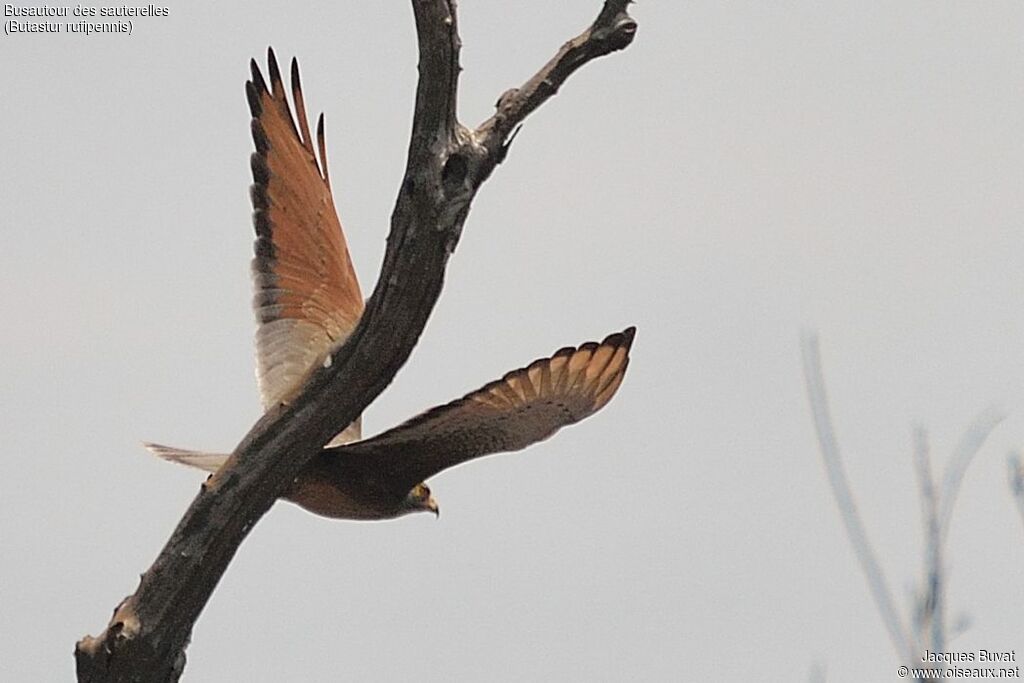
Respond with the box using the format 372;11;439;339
441;152;469;198
495;88;519;109
438;145;481;253
602;16;638;50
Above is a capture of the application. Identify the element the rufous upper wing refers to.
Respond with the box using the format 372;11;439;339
246;49;364;443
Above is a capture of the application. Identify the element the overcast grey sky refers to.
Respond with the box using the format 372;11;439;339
3;1;1023;681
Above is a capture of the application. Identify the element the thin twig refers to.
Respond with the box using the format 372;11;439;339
473;0;636;174
800;332;914;663
936;408;1006;543
910;425;943;664
1008;451;1024;533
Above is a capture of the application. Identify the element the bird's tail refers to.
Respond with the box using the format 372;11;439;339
143;442;230;474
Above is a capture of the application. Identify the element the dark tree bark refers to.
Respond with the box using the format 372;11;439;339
75;2;636;680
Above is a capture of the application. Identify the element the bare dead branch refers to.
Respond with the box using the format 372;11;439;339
74;2;636;681
800;332;914;664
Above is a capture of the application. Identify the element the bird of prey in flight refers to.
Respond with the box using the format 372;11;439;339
146;49;635;521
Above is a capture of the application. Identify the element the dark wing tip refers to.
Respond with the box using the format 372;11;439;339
600;326;637;351
316;113;330;184
548;327;637;363
250;118;269;154
267;47;284;95
253;231;274;259
250;182;269;211
285;55;317;159
245;80;262;118
526;356;548;372
249;150;270;185
499;364;528;384
249;58;268;96
290;56;302;94
552;345;576;360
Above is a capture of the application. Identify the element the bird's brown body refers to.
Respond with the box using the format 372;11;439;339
145;49;635;521
287;471;402;520
287;454;424;520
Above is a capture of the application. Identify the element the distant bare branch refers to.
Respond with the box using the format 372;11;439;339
910;426;943;662
936;408;1006;542
802;335;1005;683
800;332;914;663
1009;451;1024;533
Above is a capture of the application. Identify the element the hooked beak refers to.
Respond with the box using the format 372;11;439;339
427;496;440;518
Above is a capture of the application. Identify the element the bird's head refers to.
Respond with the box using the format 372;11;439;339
402;482;439;518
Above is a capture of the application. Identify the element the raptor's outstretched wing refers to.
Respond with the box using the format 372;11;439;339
334;328;635;494
247;48;363;443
